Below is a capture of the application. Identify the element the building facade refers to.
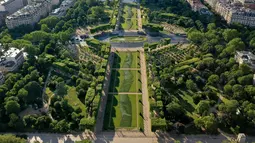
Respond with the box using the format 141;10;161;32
0;48;25;72
50;0;75;17
5;0;52;29
235;51;255;69
186;0;212;15
205;0;255;27
0;0;27;25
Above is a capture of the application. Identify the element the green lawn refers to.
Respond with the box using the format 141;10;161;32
104;94;143;129
121;4;138;30
109;70;141;93
113;52;140;68
110;36;147;43
64;87;86;115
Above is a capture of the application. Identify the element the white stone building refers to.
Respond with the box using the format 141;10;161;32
0;0;27;25
5;0;53;29
235;51;255;69
0;48;25;72
205;0;255;27
0;0;26;14
50;0;75;17
186;0;212;15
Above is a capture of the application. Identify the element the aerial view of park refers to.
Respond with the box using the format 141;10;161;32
1;0;255;142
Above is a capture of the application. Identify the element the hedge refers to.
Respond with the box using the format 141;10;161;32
174;65;192;73
148;42;158;50
90;24;114;34
178;58;200;66
151;117;167;131
86;39;101;48
143;23;163;32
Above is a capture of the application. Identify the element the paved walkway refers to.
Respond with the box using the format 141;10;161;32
137;3;143;31
95;52;115;133
16;131;246;143
140;49;152;136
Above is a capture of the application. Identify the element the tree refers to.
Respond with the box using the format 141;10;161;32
52;119;69;132
39;16;60;29
55;82;68;96
17;88;28;103
35;115;51;129
224;38;245;55
0;134;26;143
41;24;51;32
23;115;37;128
186;79;197;91
239;64;252;75
250;37;255;48
194;114;218;133
79;117;95;131
23;31;50;43
25;45;40;59
187;31;204;44
224;84;232;95
218;100;239;115
166;102;185;121
223;29;240;42
245;85;255;98
8;113;19;128
5;100;20;114
85;88;95;105
24;81;42;106
196;101;210;115
207;74;219;86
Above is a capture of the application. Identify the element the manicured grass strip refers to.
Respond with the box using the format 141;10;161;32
107;94;137;128
121;4;138;30
110;36;146;43
113;70;141;93
113;52;140;68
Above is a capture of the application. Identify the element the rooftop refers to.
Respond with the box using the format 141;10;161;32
2;47;22;58
6;0;50;19
218;0;255;14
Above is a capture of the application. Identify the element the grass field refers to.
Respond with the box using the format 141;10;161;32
64;87;86;115
109;70;141;93
121;4;138;30
110;36;146;43
104;94;143;129
113;52;140;68
104;50;144;130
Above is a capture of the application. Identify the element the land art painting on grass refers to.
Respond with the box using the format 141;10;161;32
104;50;143;130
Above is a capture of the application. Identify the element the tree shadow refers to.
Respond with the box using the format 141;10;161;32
113;53;121;68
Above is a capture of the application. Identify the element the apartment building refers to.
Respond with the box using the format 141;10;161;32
186;0;212;15
0;0;26;14
235;51;255;69
50;0;75;17
5;0;52;29
205;0;255;27
0;0;27;25
0;48;25;72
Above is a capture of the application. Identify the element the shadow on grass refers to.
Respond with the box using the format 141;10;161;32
113;53;121;68
103;94;118;130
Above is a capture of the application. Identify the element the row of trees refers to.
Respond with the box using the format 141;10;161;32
145;0;255;135
0;0;111;132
